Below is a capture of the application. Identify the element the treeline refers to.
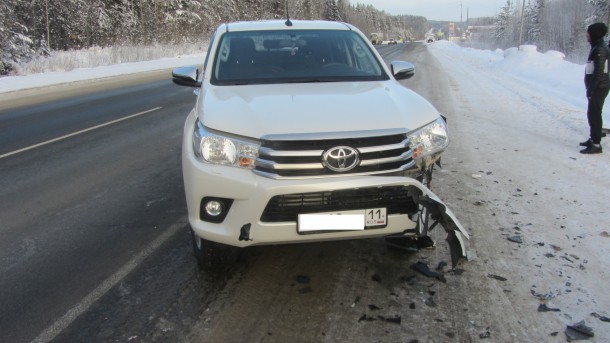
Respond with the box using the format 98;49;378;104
480;0;610;61
0;0;430;75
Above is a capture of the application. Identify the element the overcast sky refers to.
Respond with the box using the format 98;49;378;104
357;0;509;21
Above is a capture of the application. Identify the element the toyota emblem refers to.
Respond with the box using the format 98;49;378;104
322;146;360;172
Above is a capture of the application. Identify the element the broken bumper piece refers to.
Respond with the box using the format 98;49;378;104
186;173;470;267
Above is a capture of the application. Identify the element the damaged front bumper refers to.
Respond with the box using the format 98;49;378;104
184;156;469;266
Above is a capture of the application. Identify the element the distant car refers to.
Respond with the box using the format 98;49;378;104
171;19;469;269
388;38;398;45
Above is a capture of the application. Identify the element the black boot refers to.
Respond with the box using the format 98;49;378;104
580;144;603;154
580;138;593;147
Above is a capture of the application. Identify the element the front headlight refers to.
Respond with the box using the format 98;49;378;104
409;116;449;159
192;120;259;169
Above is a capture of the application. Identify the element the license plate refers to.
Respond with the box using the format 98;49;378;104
298;208;387;233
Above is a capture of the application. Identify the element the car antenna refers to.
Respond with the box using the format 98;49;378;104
285;0;293;26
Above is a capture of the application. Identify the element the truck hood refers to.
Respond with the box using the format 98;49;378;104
196;81;440;139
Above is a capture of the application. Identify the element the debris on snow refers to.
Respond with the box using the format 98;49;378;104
479;328;491;339
368;304;383;311
591;312;610;322
358;314;377;322
378;315;402;324
425;297;437;307
565;321;594;341
471;173;482;178
537;304;561;312
507;236;523;244
411;261;446;283
351;296;361;308
487;274;507;281
371;274;382;283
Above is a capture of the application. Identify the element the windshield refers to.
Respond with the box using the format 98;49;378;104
211;30;388;85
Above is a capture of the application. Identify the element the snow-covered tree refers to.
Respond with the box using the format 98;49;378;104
587;0;610;26
495;0;513;46
324;0;341;21
526;0;546;46
0;0;34;74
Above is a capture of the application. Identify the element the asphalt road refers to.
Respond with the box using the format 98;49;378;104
0;71;195;342
0;43;561;343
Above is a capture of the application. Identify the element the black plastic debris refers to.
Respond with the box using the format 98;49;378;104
436;261;447;271
378;315;402;324
425;297;437;307
487;274;507;281
372;274;382;283
507;236;523;244
544;253;555;258
591;312;610;322
358;314;377;322
538;304;561;312
550;332;558;336
368;304;383;311
411;261;446;283
565;321;594;341
409;302;416;309
479;329;491;339
448;268;465;275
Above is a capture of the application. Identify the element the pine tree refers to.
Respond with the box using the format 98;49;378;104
324;0;341;21
0;0;34;75
495;0;513;46
587;0;610;26
527;0;545;47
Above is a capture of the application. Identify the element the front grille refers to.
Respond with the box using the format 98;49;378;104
260;186;418;222
254;132;416;178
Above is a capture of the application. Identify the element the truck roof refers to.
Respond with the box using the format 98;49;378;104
224;20;353;32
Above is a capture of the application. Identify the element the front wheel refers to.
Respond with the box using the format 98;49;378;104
190;228;241;270
191;229;212;269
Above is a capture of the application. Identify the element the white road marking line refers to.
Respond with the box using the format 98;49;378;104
0;107;162;160
31;222;184;343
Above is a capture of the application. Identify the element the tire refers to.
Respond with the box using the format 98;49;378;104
191;228;211;269
190;228;240;270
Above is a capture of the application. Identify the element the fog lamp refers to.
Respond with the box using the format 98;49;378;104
205;200;223;216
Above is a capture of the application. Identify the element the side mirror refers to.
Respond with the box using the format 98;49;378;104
172;66;202;87
391;61;415;80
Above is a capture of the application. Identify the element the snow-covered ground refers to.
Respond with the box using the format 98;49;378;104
426;40;610;339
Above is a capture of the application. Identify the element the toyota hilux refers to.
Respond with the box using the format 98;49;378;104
172;19;469;268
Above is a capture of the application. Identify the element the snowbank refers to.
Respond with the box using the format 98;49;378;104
0;54;205;94
431;40;608;125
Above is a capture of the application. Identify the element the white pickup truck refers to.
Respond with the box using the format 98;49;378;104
172;19;469;269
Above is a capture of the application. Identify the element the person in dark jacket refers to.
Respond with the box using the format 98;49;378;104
581;22;610;154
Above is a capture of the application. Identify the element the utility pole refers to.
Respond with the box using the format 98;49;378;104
460;1;463;36
519;0;525;45
45;0;50;48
